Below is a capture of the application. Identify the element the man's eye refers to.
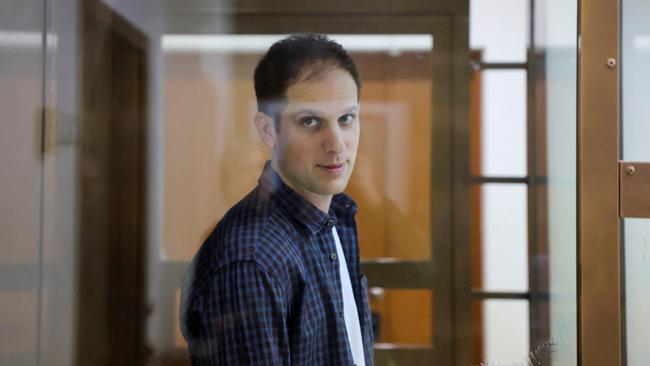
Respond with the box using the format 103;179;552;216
300;117;320;128
339;114;356;125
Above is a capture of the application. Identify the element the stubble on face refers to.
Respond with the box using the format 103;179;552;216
271;65;360;212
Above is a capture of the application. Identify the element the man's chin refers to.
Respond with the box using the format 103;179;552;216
316;180;349;196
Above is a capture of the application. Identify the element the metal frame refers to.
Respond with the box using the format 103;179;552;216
619;162;650;218
526;0;544;353
449;11;473;366
578;0;622;364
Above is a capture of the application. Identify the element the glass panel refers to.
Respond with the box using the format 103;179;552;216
350;39;433;261
622;0;650;162
2;0;450;361
6;0;584;364
622;0;650;363
470;0;529;62
481;300;530;364
534;0;579;363
163;34;434;262
623;219;650;364
40;0;80;363
162;33;435;363
480;70;527;177
479;184;528;292
162;36;434;363
0;1;45;365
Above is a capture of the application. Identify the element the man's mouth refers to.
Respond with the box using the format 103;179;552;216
317;163;346;174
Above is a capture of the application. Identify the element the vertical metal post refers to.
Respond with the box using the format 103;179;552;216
578;0;622;364
526;0;541;354
450;7;473;366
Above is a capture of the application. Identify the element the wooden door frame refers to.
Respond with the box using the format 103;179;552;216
77;1;149;365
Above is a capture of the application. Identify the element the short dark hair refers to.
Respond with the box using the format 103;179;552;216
253;34;361;128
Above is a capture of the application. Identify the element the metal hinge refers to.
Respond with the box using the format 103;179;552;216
43;107;77;154
619;161;650;218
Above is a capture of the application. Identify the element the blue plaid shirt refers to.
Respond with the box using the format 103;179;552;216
180;162;374;365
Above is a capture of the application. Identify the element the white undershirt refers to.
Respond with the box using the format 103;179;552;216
332;227;365;366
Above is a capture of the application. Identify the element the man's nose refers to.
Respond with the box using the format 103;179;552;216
323;123;345;154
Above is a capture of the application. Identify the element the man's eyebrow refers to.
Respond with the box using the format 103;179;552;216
342;105;359;113
291;105;359;118
291;108;322;117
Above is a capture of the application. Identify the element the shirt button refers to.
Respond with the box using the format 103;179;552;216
330;253;337;261
327;219;334;227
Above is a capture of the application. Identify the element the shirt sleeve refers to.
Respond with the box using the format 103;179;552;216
183;261;289;366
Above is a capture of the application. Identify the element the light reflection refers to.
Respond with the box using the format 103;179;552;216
163;34;433;54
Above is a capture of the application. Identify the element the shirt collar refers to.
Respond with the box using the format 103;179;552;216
258;161;357;235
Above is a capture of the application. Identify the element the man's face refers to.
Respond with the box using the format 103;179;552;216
271;66;360;207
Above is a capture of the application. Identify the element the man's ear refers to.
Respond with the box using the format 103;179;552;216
254;112;277;149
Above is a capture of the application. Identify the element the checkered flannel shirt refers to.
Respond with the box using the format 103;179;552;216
180;162;374;365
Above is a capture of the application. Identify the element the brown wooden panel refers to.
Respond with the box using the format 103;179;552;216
373;344;434;365
166;14;449;35
77;1;149;365
449;13;473;366
361;261;434;289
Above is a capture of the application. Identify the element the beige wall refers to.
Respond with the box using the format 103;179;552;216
0;0;45;363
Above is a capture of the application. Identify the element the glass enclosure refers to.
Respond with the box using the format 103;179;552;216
163;33;435;348
537;0;579;364
622;0;650;364
0;0;584;365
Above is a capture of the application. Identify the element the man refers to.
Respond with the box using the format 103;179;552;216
180;34;373;365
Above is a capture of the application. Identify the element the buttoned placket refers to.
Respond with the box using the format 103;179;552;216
326;218;338;261
321;217;347;319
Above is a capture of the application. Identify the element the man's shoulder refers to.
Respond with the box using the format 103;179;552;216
192;187;303;275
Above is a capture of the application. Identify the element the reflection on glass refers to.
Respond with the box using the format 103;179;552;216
0;1;46;365
622;0;650;163
162;35;434;360
164;35;434;262
539;0;579;363
623;220;650;364
163;34;433;54
348;48;433;261
1;0;573;362
622;0;650;363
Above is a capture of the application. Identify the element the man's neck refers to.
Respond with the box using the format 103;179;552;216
271;162;332;213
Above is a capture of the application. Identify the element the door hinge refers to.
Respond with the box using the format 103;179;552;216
619;161;650;218
43;107;77;154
